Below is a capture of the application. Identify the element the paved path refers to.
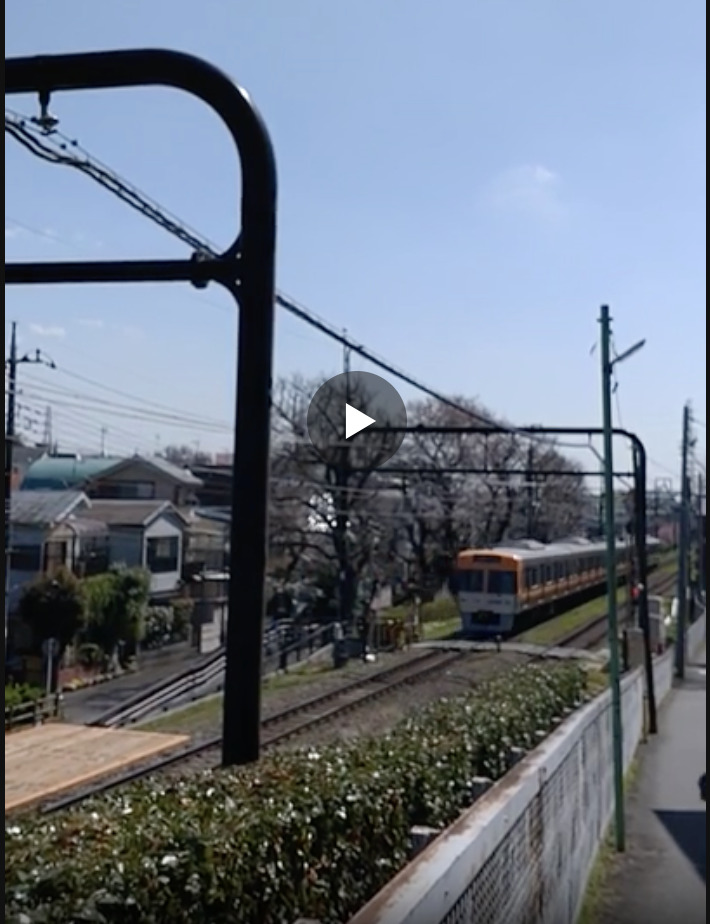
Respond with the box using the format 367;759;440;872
61;644;203;724
598;649;706;923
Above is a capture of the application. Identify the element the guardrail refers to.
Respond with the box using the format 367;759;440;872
93;622;336;728
5;692;63;732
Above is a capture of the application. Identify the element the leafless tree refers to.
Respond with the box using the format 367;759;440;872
267;378;592;614
269;374;401;624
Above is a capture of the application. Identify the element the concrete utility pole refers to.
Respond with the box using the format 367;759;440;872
599;304;646;853
675;403;692;679
4;322;56;674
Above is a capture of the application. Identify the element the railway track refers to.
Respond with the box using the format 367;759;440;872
554;570;678;650
22;571;680;817
31;649;464;816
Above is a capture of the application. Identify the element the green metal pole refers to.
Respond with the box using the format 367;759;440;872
675;403;690;679
600;304;626;852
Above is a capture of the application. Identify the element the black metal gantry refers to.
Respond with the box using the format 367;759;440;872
351;424;659;734
5;49;277;766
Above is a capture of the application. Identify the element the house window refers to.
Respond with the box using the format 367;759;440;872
146;536;180;573
97;480;156;500
10;544;42;571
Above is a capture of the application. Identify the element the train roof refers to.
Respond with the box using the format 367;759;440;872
460;535;661;562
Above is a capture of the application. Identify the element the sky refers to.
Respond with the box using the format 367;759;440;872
5;0;707;489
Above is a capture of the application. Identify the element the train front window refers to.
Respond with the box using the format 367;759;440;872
458;571;484;592
487;571;518;594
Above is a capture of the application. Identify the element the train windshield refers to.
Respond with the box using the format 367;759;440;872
457;571;484;592
487;571;517;594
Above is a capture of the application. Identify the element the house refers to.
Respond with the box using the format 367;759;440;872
83;455;203;506
21;452;203;506
8;489;109;616
179;507;230;578
7;441;47;491
80;500;188;599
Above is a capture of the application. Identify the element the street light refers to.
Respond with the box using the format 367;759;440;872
599;304;646;853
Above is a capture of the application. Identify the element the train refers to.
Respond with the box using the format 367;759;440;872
451;535;664;637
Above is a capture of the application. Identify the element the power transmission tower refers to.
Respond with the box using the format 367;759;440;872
4;322;56;671
675;403;692;679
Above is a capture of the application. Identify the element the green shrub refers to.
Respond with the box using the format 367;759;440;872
379;594;459;626
5;662;588;923
5;683;44;710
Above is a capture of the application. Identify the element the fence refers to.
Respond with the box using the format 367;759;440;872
5;692;63;732
348;612;705;924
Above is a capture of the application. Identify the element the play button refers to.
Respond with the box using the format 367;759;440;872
345;404;376;439
306;371;408;469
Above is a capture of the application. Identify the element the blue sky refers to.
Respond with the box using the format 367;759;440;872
5;0;706;487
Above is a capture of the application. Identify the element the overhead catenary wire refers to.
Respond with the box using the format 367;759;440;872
6;107;604;457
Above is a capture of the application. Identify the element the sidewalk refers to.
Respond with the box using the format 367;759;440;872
597;647;706;923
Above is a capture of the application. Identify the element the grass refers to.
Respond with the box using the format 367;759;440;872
421;615;461;640
517;557;677;648
516;589;628;646
140;659;336;734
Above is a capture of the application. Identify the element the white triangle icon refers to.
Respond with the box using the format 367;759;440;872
345;403;376;439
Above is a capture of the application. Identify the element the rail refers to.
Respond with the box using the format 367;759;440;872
93;623;336;728
36;649;460;815
554;569;678;650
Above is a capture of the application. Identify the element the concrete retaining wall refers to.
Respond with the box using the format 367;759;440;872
348;613;706;924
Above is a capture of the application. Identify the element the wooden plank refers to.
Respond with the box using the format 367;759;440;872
5;723;188;812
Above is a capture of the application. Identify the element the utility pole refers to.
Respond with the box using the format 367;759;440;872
599;304;626;852
675;403;691;679
4;322;56;673
599;304;645;852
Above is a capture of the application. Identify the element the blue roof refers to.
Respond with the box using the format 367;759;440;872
21;455;123;490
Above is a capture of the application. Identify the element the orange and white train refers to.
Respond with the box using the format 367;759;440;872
452;536;663;637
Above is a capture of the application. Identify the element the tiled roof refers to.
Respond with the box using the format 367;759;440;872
82;499;184;528
11;490;88;526
87;454;203;487
141;455;203;486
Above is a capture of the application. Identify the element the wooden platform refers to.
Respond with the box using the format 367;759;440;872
5;723;188;812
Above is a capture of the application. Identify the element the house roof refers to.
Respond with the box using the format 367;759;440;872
11;442;46;474
82;499;187;528
177;507;229;534
88;454;203;487
11;490;89;526
22;454;123;490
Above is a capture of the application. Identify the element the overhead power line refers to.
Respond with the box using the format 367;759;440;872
6;106;593;454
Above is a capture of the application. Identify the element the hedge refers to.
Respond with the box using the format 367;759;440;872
5;662;588;924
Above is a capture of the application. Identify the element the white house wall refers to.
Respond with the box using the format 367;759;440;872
143;516;184;596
